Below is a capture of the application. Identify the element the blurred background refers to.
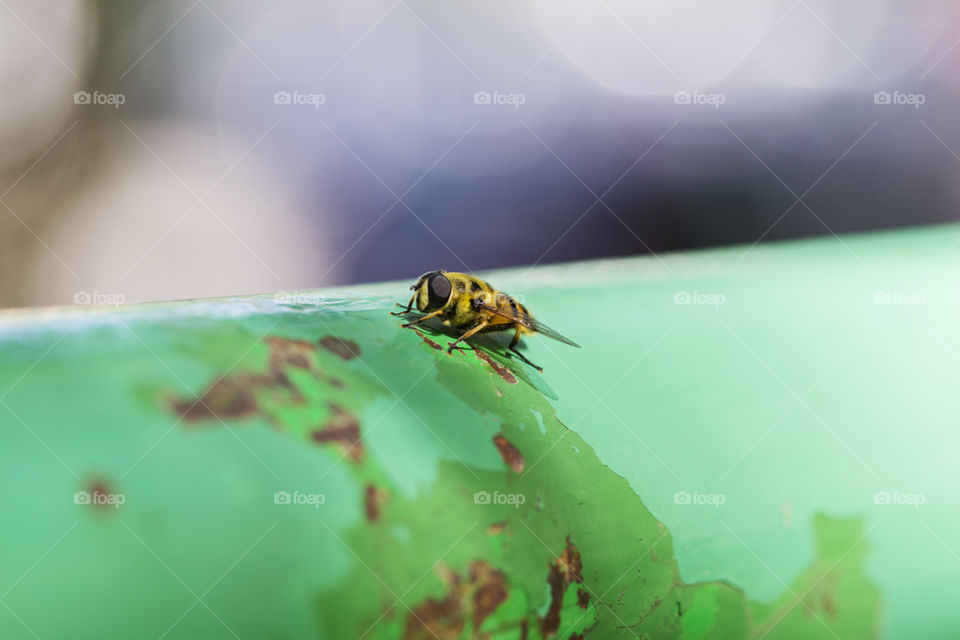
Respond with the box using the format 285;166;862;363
1;0;959;308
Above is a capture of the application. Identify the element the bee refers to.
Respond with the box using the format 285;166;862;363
391;270;580;372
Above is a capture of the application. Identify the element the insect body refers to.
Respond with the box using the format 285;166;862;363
391;270;580;372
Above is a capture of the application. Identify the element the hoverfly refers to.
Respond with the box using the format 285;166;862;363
391;270;580;372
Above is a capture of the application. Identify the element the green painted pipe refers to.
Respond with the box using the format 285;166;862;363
2;224;957;639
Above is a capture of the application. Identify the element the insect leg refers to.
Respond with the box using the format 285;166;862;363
508;327;543;372
447;320;489;354
400;309;443;327
389;293;417;316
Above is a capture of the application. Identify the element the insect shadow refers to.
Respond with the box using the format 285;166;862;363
392;312;558;398
396;312;529;357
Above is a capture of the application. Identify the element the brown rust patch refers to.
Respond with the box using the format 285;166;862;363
475;349;517;384
412;327;443;351
821;591;837;616
82;478;123;511
90;481;110;504
364;484;389;522
311;404;364;463
492;435;524;474
486;520;507;535
540;536;584;637
318;336;361;360
403;560;509;640
558;538;583;583
810;574;838;617
172;377;259;421
471;562;508;629
268;337;345;387
266;336;315;370
542;566;564;634
405;593;462;640
576;588;590;610
171;335;347;423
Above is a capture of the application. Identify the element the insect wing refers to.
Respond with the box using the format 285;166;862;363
475;301;581;348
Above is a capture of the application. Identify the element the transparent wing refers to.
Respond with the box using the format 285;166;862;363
475;301;581;348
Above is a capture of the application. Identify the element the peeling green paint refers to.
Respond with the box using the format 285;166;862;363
7;225;960;638
0;300;879;638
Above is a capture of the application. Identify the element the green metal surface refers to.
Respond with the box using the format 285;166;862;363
2;224;958;638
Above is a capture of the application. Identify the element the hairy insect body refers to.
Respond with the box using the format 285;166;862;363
395;270;579;372
434;274;526;332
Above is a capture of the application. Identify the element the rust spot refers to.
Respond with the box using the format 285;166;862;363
403;561;510;640
172;335;348;424
557;536;583;584
311;404;364;463
486;520;507;535
266;336;315;370
404;565;464;640
172;376;258;421
412;327;443;351
91;481;109;502
73;475;125;514
81;478;123;510
475;350;517;384
319;336;361;360
818;578;838;617
577;588;590;610
540;536;584;637
404;594;463;640
365;484;389;522
471;562;508;629
542;565;564;635
492;435;524;474
821;591;837;616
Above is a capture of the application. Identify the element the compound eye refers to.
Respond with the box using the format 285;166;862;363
428;274;451;301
